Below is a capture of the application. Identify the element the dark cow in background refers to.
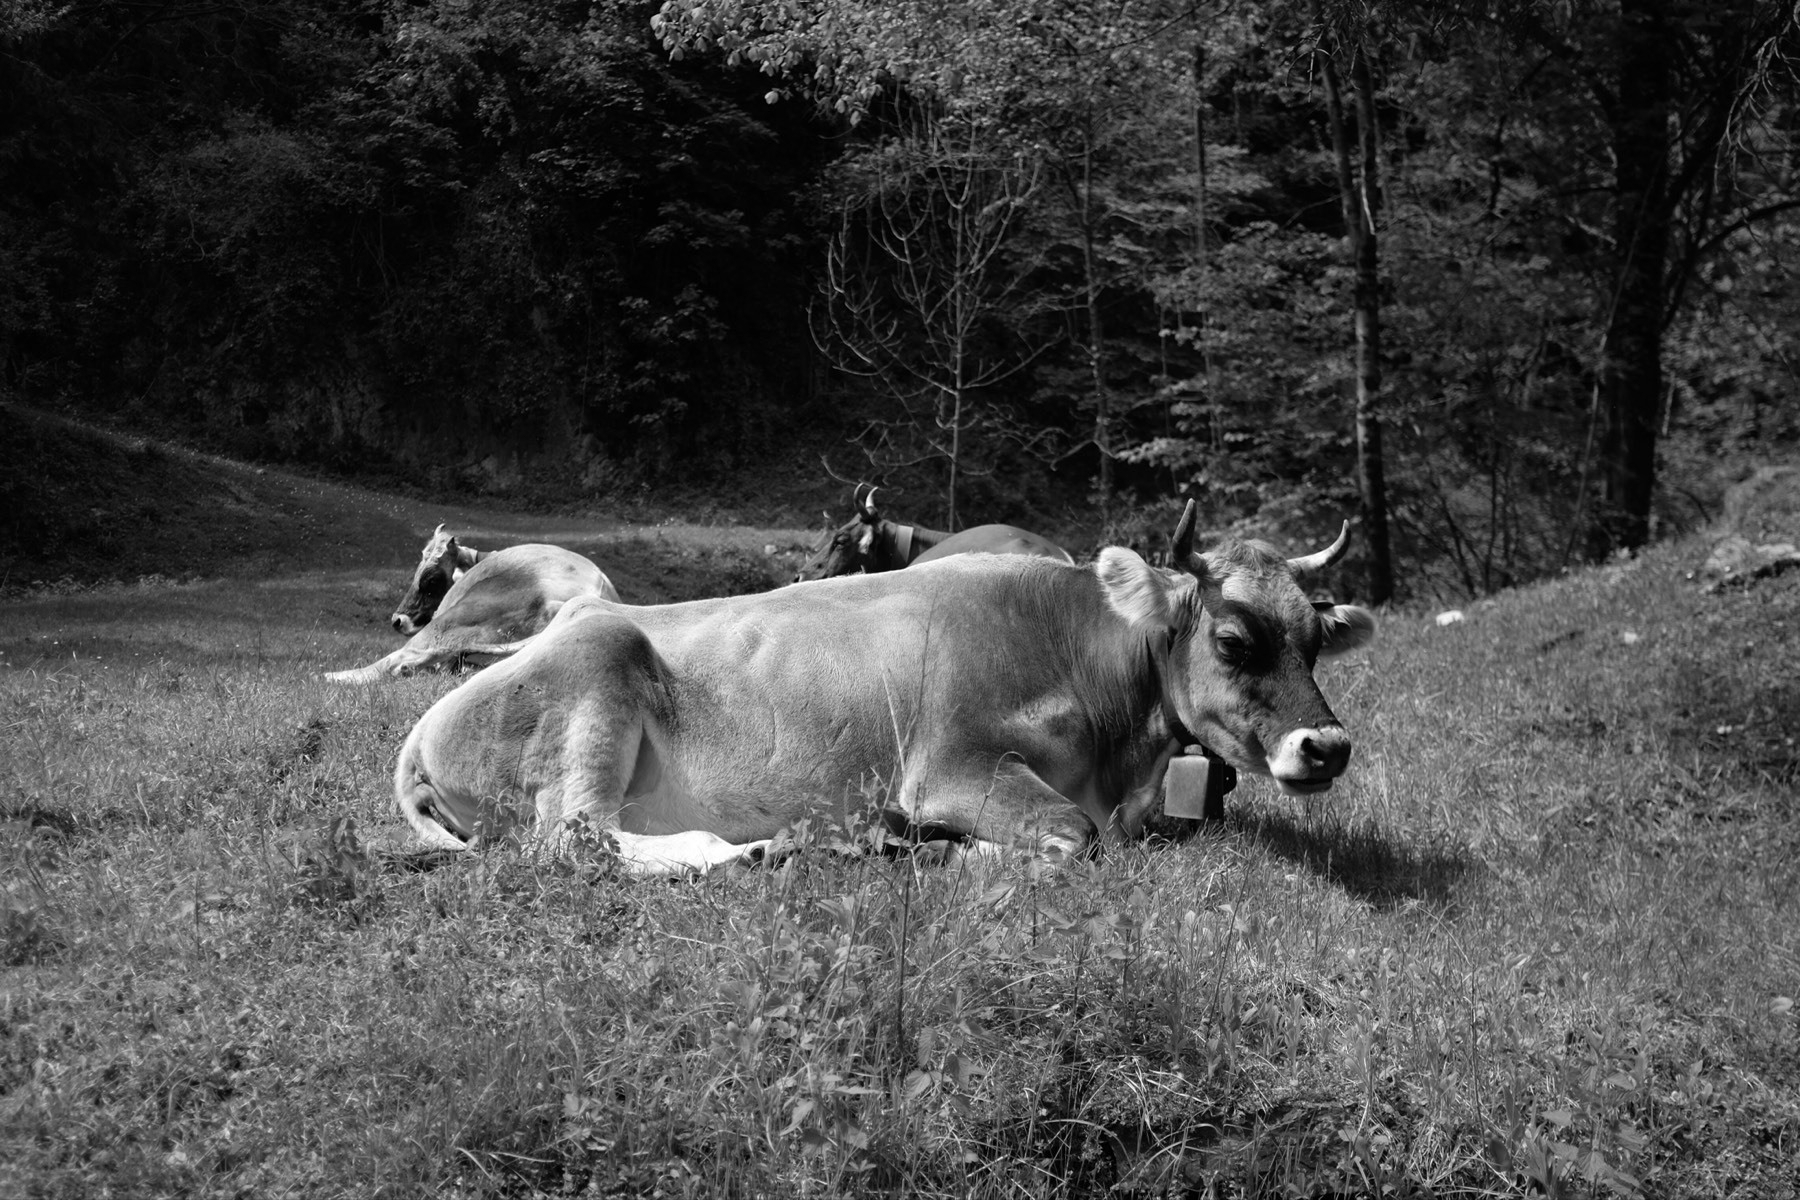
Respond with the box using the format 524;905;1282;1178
392;502;1375;875
326;526;619;684
795;485;1073;581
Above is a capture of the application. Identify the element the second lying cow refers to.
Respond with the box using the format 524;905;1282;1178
326;526;618;684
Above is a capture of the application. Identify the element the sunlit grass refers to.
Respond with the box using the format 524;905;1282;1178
2;534;1796;1198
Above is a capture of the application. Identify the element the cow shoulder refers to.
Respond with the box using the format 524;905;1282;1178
1313;602;1377;656
1096;547;1184;630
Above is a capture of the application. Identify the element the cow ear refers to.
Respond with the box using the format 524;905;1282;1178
1097;547;1177;628
1315;603;1377;656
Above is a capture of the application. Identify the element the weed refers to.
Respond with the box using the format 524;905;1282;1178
289;814;381;922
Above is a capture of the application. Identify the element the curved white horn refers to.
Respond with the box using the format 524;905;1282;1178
862;487;880;517
1171;499;1198;562
1288;520;1352;573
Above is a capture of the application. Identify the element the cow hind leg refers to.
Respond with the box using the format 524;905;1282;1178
897;758;1097;864
541;715;774;875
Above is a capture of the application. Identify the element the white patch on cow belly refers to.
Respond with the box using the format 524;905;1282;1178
608;830;771;876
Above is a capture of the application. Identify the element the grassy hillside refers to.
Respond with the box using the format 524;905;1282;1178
0;402;822;611
1;467;1796;1198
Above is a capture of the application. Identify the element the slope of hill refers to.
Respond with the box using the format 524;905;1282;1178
0;402;817;603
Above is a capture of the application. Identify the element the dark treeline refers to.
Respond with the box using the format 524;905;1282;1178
3;0;826;482
4;0;1798;599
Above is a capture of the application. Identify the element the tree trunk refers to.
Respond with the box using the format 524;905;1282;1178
1349;43;1393;604
1194;38;1218;455
1084;227;1111;516
1589;0;1671;555
947;383;963;531
1077;117;1113;521
1319;23;1394;603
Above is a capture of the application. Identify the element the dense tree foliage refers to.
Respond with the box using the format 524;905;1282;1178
2;0;825;481
4;0;1796;594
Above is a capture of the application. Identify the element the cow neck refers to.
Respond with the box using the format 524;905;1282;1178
892;523;915;566
890;520;955;567
873;520;921;569
1147;628;1200;749
1073;597;1180;751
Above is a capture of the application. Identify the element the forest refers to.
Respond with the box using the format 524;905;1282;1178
4;0;1798;600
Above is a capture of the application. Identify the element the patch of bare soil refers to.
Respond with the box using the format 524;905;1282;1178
0;402;815;602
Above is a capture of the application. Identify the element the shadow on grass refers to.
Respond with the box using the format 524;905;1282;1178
1231;808;1476;910
372;846;467;874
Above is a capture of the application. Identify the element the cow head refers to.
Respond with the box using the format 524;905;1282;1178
392;525;461;635
1097;502;1376;794
795;485;886;582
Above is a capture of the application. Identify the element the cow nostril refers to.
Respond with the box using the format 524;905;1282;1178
1302;731;1351;770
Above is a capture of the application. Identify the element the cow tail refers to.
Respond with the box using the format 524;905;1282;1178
393;723;471;852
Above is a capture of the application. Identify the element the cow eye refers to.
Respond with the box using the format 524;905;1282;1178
1215;632;1250;663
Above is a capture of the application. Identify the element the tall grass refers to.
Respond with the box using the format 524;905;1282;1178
2;539;1796;1198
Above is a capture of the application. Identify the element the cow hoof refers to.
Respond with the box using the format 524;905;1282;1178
907;838;959;867
738;838;784;868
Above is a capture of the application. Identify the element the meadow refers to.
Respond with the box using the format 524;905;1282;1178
2;483;1796;1198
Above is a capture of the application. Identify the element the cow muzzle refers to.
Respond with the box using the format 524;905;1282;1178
392;613;421;635
1268;725;1353;795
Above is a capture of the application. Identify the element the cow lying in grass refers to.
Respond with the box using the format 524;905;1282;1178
391;503;1374;874
795;485;1073;581
326;526;619;685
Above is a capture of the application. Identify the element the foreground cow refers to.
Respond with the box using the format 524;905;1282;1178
326;527;619;684
795;486;1073;581
391;503;1374;874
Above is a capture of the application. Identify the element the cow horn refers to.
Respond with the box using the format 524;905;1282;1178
1171;499;1198;562
1288;521;1352;573
862;487;880;517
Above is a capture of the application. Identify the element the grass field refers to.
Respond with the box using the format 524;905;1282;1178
3;467;1797;1198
